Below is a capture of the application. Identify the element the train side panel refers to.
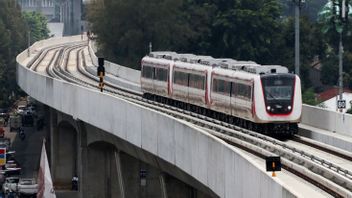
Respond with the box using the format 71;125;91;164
209;75;231;115
230;80;253;120
141;57;170;97
171;64;207;108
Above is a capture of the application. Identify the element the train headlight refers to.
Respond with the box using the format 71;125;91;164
267;106;271;111
288;105;292;110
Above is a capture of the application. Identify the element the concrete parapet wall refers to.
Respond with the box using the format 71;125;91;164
88;42;141;84
16;37;297;198
302;104;352;136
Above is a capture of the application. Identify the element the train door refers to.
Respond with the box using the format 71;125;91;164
153;66;169;97
211;77;231;114
232;81;252;119
188;72;206;107
141;64;155;94
172;69;189;103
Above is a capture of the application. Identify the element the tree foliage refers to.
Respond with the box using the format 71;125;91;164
88;0;287;68
0;0;27;107
302;88;320;105
86;0;352;95
23;11;50;43
0;1;49;108
88;0;195;69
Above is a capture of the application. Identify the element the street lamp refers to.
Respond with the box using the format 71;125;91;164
292;0;304;77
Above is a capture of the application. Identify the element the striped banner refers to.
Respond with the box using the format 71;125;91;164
0;148;6;166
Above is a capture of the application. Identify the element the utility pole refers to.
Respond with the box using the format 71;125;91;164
338;31;343;106
337;0;349;112
293;0;303;77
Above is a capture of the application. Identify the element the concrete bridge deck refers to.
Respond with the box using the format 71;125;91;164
16;35;346;198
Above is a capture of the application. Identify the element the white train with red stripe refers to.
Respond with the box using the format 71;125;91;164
141;52;302;136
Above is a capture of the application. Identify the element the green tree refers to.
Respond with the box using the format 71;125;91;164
302;88;320;105
347;107;352;114
207;0;283;64
88;0;195;69
86;0;329;87
317;1;352;89
0;0;28;107
22;11;50;43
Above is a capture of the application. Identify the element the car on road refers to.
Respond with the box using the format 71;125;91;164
22;114;34;127
0;108;9;123
25;105;36;116
0;138;11;150
0;118;5;128
0;127;4;138
16;105;26;115
9;115;21;132
17;178;38;196
2;177;19;194
2;167;21;177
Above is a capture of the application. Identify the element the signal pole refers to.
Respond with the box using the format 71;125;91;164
97;58;105;92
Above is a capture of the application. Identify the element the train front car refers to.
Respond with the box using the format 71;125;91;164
254;73;302;136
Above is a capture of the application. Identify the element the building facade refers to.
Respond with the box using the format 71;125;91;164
17;0;82;36
59;0;82;35
17;0;56;20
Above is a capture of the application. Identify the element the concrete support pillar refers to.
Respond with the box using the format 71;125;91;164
49;108;58;179
76;121;87;198
84;143;120;198
114;151;125;198
159;173;168;198
120;153;164;197
52;118;77;188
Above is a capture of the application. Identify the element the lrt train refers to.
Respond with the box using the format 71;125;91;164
140;52;302;136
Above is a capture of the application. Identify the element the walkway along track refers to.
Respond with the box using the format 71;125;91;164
25;41;352;197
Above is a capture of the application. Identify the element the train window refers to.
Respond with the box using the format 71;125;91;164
261;76;294;101
142;66;154;79
173;71;188;86
233;83;252;99
213;79;230;95
189;74;205;90
155;68;168;82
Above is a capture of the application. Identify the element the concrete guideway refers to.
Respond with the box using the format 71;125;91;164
87;41;352;141
72;39;352;196
16;36;299;197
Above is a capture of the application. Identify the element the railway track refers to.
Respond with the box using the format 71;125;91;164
26;41;352;197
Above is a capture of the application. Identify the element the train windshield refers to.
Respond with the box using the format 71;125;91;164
261;75;295;101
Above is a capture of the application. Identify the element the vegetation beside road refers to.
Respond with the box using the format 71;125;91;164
0;1;49;108
87;0;352;105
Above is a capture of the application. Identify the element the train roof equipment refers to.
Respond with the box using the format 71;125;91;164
176;54;198;62
147;51;290;75
149;51;177;60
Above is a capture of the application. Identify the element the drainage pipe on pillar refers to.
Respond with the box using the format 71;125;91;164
114;151;125;198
